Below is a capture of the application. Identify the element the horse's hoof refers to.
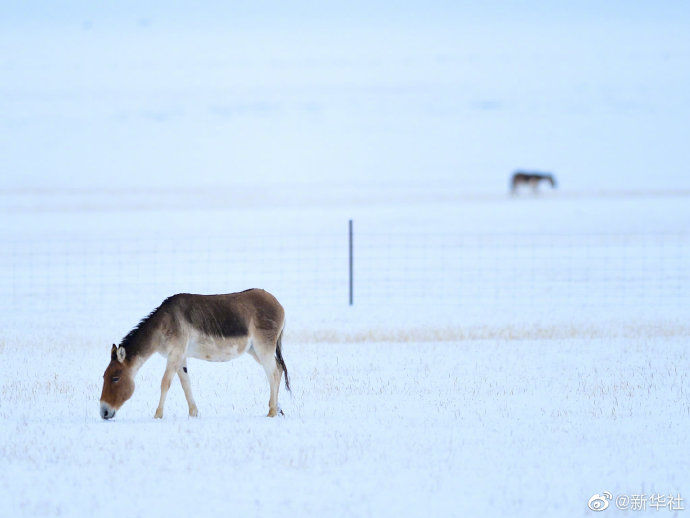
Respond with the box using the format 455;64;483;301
189;407;199;417
267;408;278;417
154;409;163;419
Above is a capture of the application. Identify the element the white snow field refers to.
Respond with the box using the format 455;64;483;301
2;2;690;517
0;332;688;518
1;194;688;518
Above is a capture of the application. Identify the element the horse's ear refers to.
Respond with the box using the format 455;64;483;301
116;346;126;364
111;344;117;361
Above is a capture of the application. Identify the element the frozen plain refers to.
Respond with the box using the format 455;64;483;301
1;193;689;518
1;330;689;517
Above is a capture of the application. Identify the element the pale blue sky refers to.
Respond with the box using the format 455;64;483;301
2;1;688;27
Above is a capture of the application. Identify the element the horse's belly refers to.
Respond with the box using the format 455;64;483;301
187;335;249;362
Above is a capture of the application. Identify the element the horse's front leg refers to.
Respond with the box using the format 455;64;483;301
177;361;198;417
154;360;179;419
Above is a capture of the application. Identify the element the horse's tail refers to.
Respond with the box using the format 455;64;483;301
275;328;291;392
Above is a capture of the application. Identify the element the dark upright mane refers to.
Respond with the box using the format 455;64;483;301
118;298;175;359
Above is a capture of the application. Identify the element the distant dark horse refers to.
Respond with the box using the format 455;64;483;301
510;171;557;195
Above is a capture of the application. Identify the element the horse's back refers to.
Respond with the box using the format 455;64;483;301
166;290;284;339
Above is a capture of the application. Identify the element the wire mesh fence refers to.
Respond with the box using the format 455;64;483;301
355;232;689;312
1;230;688;328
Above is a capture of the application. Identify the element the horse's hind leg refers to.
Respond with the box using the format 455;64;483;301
177;360;198;417
250;341;283;417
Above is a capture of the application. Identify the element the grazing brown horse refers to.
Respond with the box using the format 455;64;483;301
510;171;557;194
100;289;290;420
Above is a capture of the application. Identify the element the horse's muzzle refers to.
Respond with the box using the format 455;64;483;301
100;402;116;420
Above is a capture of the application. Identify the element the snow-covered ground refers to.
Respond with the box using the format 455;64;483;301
1;191;688;517
1;2;690;517
1;332;688;517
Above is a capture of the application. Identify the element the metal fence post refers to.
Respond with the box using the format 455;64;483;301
349;219;353;306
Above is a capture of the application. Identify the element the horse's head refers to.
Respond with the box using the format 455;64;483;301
547;174;557;188
99;344;135;419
